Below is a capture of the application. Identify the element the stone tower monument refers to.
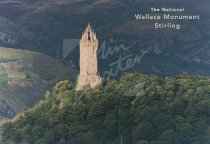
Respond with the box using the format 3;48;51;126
76;24;101;90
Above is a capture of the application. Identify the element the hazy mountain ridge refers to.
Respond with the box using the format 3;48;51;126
0;0;210;77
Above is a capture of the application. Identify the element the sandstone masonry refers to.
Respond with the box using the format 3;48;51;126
76;24;101;90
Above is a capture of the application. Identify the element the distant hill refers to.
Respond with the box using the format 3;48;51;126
1;73;210;144
0;0;210;77
0;47;76;119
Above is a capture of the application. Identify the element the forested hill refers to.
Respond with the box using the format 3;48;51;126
1;73;210;144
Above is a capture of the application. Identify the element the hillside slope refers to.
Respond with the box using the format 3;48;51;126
0;47;76;119
1;73;210;144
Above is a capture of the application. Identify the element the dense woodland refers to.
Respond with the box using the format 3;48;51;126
1;73;210;144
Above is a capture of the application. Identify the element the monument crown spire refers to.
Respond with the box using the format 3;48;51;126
82;23;97;42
